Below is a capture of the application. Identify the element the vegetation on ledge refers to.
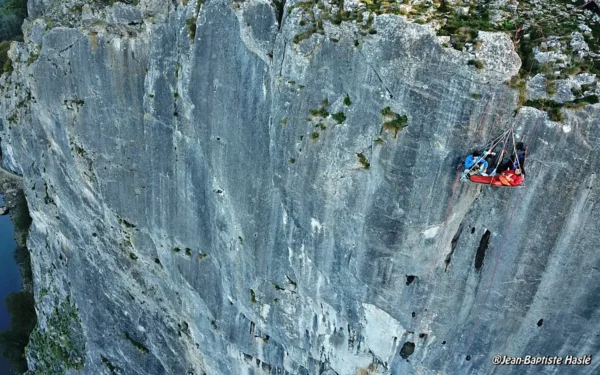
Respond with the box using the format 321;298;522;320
26;298;86;375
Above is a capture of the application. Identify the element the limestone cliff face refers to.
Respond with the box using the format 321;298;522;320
1;0;600;374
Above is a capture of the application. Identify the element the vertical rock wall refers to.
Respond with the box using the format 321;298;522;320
0;0;599;374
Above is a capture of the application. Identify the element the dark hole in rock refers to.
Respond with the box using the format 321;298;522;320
399;342;415;359
406;275;416;285
216;137;220;141
537;319;543;327
411;312;416;318
474;229;491;270
471;227;475;234
273;0;286;28
418;333;427;339
442;340;446;345
466;355;471;361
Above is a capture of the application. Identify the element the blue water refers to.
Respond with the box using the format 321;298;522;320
0;194;21;375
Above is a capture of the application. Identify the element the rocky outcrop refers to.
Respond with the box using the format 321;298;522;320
1;1;599;374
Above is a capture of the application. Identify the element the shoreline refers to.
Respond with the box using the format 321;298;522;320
0;167;32;294
0;161;36;375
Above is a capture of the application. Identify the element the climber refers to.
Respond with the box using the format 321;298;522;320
483;148;501;175
495;153;513;174
469;168;523;187
465;151;488;170
499;168;523;186
462;150;494;180
461;123;526;187
511;142;526;174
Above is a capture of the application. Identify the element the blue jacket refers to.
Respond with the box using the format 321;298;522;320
465;154;488;171
512;153;525;170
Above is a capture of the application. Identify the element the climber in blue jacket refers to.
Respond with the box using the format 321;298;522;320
462;150;495;180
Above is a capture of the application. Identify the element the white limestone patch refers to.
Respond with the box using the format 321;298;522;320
280;295;375;375
570;32;589;55
311;218;323;235
475;31;521;82
260;304;270;320
233;2;274;66
579;23;592;34
361;303;405;364
544;118;557;128
197;5;207;27
534;45;570;66
287;244;313;276
563;125;572;133
111;37;121;51
575;73;596;85
422;226;440;239
526;73;582;103
377;14;433;43
437;35;450;45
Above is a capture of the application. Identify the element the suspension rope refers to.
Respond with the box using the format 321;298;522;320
487;126;513;183
435;164;464;252
457;82;549;360
473;92;495;139
511;128;522;172
439;1;575;359
482;84;511;141
462;125;514;178
463;195;522;353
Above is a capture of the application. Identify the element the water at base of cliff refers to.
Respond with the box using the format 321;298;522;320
0;194;21;375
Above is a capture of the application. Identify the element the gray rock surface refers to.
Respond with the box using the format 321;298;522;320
1;0;600;374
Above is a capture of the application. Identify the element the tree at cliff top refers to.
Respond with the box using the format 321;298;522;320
0;0;27;72
0;290;36;374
